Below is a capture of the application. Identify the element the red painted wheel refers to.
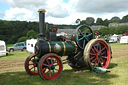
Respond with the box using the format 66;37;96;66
38;53;63;80
84;39;111;70
25;54;38;75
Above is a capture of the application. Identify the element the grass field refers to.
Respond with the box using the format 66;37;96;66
0;43;128;85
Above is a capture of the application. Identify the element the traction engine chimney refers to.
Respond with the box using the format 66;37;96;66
38;9;46;41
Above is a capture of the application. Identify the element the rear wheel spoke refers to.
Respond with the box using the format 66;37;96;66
101;47;106;52
90;53;96;56
91;48;96;53
101;52;105;55
102;56;107;59
93;45;98;52
92;58;96;63
90;56;95;60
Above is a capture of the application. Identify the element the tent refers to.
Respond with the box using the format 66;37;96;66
109;34;119;43
120;36;128;44
0;40;7;57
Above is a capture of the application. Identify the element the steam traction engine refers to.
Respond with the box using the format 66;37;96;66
25;9;112;80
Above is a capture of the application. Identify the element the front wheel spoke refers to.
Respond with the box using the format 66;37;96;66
53;70;55;76
46;69;50;74
43;64;49;67
51;58;53;65
29;64;34;65
34;66;35;72
46;59;50;65
49;70;51;77
54;69;59;72
55;64;58;66
43;67;47;71
30;66;34;70
54;61;58;66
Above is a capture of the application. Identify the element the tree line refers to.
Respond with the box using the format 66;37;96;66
95;26;128;36
0;14;128;44
0;20;76;44
76;15;128;26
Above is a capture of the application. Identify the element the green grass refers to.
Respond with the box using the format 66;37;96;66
110;42;128;49
6;44;14;48
0;43;128;85
1;51;29;59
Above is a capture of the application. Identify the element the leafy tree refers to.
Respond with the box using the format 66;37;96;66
85;17;95;26
96;18;103;25
103;19;109;27
80;20;86;25
8;36;18;44
121;15;128;23
26;30;37;39
98;25;128;36
17;37;28;42
110;16;120;23
98;27;109;35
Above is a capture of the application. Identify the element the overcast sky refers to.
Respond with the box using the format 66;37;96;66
0;0;128;24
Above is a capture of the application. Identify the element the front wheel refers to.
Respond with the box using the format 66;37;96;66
38;53;63;80
24;54;39;75
9;48;14;52
21;48;26;51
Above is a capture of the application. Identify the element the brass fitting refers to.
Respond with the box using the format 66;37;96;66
38;9;46;13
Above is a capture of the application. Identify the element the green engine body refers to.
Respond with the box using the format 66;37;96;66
35;41;78;58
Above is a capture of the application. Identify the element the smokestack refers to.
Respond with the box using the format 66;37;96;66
38;9;46;41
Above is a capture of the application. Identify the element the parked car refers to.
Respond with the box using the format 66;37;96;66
7;42;26;52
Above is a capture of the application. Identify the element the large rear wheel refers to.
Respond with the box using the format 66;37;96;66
84;39;111;70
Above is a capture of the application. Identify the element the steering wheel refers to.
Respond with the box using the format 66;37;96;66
75;24;94;49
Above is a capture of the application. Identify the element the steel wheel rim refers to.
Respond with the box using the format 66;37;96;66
27;54;38;75
89;40;111;68
40;55;63;80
